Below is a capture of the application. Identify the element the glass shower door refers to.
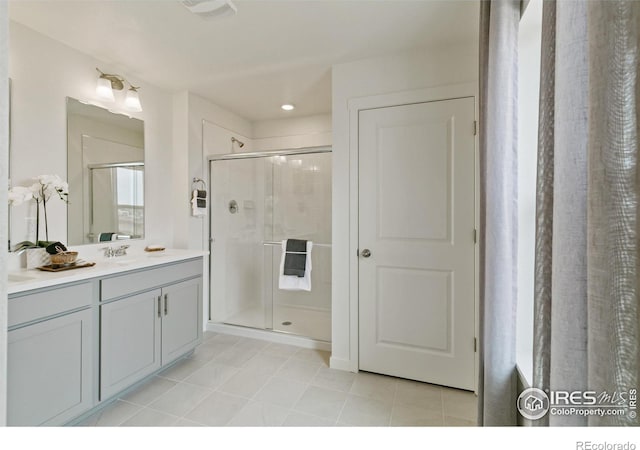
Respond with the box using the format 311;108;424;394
209;149;332;342
209;157;271;329
266;153;332;341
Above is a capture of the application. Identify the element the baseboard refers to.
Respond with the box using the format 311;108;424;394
329;356;356;373
206;322;331;352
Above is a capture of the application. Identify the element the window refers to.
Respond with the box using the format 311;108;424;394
516;0;543;385
115;166;144;238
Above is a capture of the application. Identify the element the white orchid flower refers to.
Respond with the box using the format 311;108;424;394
57;181;69;194
9;174;70;244
8;186;34;206
36;174;61;185
32;175;69;202
29;182;43;201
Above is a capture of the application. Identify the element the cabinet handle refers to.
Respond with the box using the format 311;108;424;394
157;296;161;318
164;293;169;316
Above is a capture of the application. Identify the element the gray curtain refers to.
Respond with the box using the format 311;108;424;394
533;0;640;427
478;0;521;426
532;0;555;416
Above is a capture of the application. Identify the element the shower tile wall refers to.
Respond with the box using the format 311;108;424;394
210;152;332;342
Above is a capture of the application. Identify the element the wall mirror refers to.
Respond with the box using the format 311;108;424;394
66;98;145;245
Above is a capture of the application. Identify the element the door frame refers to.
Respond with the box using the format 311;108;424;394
346;82;480;392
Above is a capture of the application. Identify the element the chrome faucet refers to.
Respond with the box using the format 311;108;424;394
101;245;130;258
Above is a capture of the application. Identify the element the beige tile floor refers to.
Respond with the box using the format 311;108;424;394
79;332;478;427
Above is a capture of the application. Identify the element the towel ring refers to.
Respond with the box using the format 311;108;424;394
192;177;207;192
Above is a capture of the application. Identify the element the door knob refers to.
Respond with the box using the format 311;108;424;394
361;249;371;258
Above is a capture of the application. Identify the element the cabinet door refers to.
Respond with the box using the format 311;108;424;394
161;278;202;365
100;289;161;400
8;309;93;426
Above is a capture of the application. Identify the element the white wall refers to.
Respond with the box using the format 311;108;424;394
331;43;479;370
516;0;542;385
183;92;253;253
0;0;9;427
8;21;174;250
171;92;189;249
253;114;331;151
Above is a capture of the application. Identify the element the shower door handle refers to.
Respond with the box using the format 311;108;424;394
361;249;371;258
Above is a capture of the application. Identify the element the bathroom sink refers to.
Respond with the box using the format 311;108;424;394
8;273;36;282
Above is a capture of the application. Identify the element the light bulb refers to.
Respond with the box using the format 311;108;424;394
125;88;142;112
281;104;295;111
96;77;115;101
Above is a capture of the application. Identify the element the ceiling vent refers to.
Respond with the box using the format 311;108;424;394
181;0;237;19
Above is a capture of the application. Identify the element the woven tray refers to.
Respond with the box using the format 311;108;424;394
37;261;96;272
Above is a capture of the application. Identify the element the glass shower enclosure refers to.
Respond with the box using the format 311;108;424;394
208;147;332;342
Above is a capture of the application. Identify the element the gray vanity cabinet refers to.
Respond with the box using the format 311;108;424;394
99;258;203;401
161;277;202;365
7;255;204;425
7;282;94;426
100;289;162;400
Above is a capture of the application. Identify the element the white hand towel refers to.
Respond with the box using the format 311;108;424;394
191;189;207;217
278;240;312;291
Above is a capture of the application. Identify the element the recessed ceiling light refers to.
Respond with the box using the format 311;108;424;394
281;104;295;111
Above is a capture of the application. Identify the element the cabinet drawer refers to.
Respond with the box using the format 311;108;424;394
100;258;202;301
8;282;93;328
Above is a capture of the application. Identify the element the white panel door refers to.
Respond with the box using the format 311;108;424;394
358;97;476;390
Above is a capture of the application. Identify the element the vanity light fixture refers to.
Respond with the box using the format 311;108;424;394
281;104;295;111
124;86;142;112
95;68;143;112
96;77;115;102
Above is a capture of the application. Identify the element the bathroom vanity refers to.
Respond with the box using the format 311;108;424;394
6;249;206;426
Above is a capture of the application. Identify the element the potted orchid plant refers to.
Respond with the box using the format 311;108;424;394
8;174;69;250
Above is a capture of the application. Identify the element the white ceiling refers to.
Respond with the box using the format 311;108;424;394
9;0;479;121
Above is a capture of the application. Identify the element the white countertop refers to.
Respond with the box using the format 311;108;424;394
8;248;208;295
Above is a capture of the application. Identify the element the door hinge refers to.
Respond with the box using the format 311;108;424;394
474;337;478;352
473;229;477;244
473;120;478;136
